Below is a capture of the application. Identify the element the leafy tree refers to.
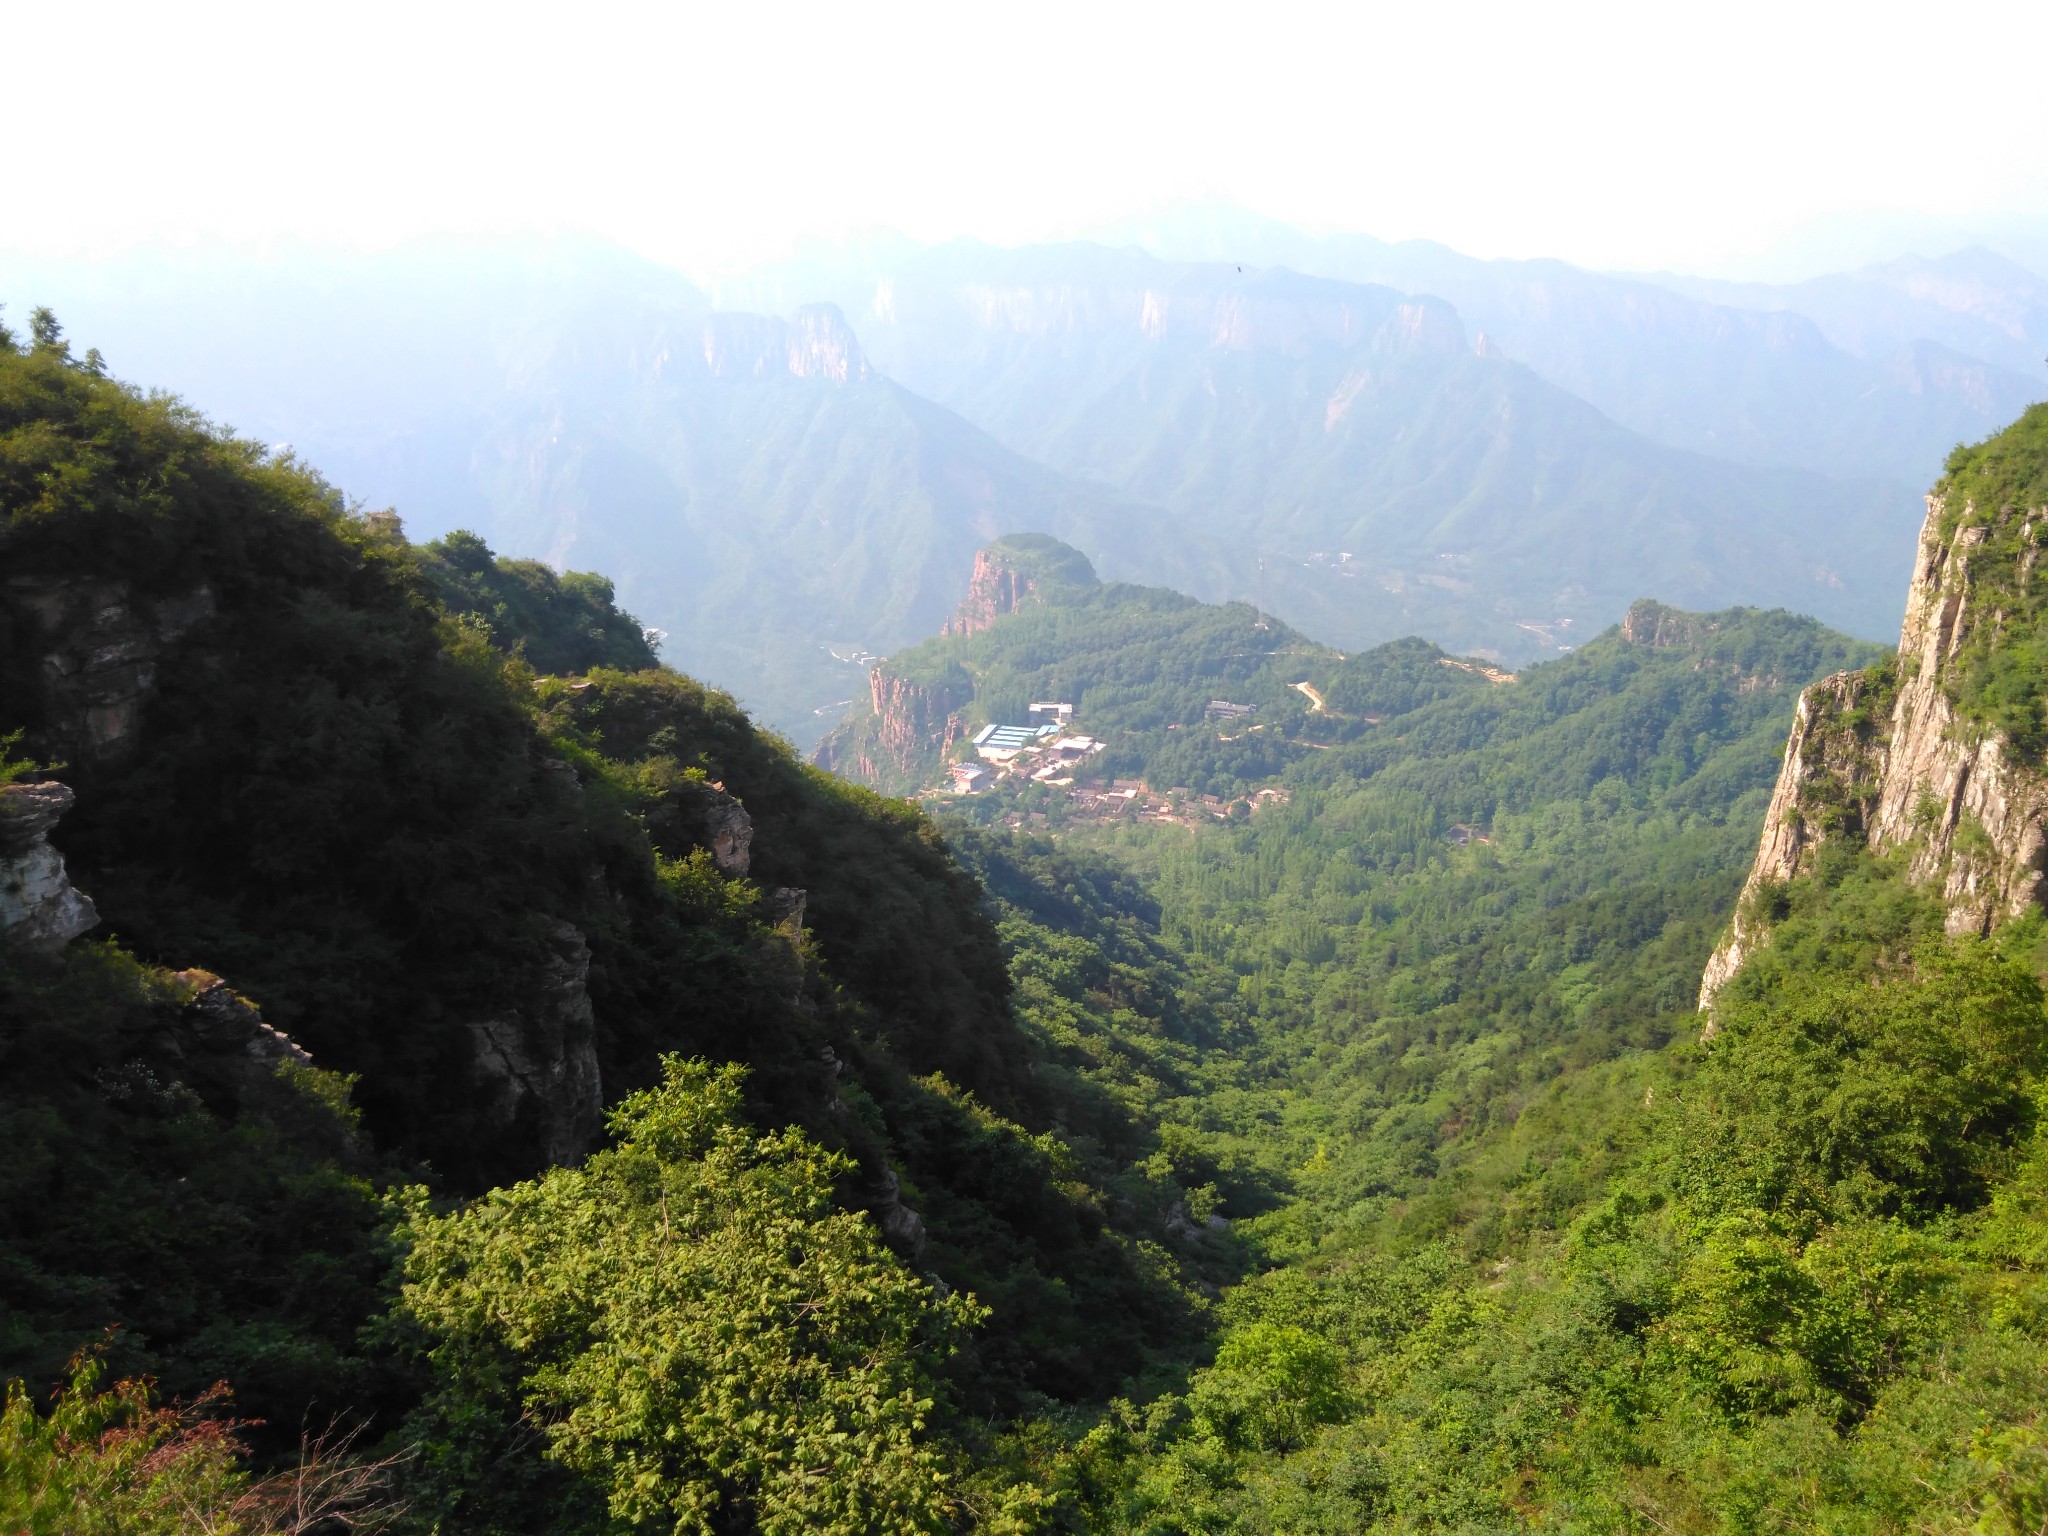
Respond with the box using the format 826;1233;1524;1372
399;1058;988;1535
418;529;659;676
27;306;64;357
1186;1322;1350;1453
0;1354;251;1536
1671;942;2048;1221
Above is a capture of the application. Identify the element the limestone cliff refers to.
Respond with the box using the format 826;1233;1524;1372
2;574;216;766
0;781;99;954
701;303;871;384
930;270;1467;363
941;535;1098;637
159;966;321;1111
700;783;754;875
814;666;971;786
466;918;606;1167
943;546;1038;638
1701;455;2048;1012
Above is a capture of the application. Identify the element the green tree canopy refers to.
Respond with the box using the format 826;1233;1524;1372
400;1058;986;1535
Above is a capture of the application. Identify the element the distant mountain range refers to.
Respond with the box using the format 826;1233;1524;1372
735;207;2047;483
6;217;2041;744
0;244;1196;736
723;242;1932;658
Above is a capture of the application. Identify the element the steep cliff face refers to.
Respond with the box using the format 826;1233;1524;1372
943;546;1037;637
466;918;605;1168
0;781;98;954
1;574;216;766
816;666;971;786
1702;427;2048;1010
923;266;1467;364
701;784;754;875
811;538;1081;784
1695;668;1894;1004
700;303;871;384
941;533;1100;638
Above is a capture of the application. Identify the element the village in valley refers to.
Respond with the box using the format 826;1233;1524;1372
934;698;1291;829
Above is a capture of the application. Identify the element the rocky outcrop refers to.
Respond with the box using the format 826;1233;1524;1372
1696;670;1892;1007
1621;599;1713;650
863;1167;927;1259
0;781;99;955
1861;510;2048;932
845;667;971;785
1701;486;2048;1013
701;784;754;875
0;782;313;1104
466;919;605;1166
168;968;315;1073
94;968;323;1120
701;304;871;384
943;546;1038;637
1;575;215;766
942;272;1468;364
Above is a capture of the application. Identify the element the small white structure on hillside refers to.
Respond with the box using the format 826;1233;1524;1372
972;722;1060;760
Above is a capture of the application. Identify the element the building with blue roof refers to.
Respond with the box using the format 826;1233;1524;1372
972;722;1060;756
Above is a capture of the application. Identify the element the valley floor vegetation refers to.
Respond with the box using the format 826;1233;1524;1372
7;316;2048;1533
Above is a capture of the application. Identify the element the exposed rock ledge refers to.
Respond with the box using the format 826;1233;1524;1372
466;918;606;1166
702;783;753;875
943;545;1038;637
1;781;318;1105
1700;489;2048;1018
1;575;216;766
169;968;316;1074
0;781;99;954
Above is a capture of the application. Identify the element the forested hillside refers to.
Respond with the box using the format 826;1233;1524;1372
22;229;2012;721
10;316;2048;1534
0;249;1201;743
0;323;1220;1529
937;411;2048;1531
816;534;1341;794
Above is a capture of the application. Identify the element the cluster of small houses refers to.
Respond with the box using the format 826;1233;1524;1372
946;701;1101;795
940;699;1286;826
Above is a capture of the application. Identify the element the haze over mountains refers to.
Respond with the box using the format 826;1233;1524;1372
7;211;2041;742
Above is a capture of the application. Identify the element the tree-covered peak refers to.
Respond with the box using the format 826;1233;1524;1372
978;531;1100;592
418;528;659;676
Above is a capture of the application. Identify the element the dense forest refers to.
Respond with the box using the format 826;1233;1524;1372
8;314;2048;1533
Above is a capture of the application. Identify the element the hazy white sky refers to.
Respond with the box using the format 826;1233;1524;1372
6;0;2044;279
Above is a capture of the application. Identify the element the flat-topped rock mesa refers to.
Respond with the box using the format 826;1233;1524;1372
1701;405;2048;1013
